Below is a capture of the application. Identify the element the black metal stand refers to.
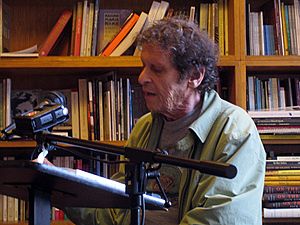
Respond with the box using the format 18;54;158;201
28;186;51;225
37;133;237;225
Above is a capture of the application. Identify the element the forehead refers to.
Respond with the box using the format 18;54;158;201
141;44;171;63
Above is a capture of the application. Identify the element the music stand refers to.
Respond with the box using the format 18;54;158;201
0;160;165;225
0;133;237;225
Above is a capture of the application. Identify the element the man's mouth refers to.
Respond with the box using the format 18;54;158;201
144;91;156;96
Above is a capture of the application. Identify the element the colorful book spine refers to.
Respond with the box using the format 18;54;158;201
264;193;300;202
100;13;139;56
264;186;300;194
264;200;300;208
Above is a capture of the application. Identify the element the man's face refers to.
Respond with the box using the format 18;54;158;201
138;44;192;120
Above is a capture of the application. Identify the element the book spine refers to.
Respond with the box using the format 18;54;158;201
264;200;300;208
264;207;300;218
264;185;300;194
39;10;72;56
74;2;83;56
267;164;300;170
264;193;300;202
101;13;139;56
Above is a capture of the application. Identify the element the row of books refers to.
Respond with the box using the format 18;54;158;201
247;0;300;56
197;1;229;56
1;0;232;57
248;106;300;134
247;75;300;111
73;74;147;141
2;74;148;141
264;156;300;218
68;0;150;57
41;0;231;57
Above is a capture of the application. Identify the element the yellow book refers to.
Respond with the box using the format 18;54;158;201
265;175;300;181
207;4;213;40
266;170;300;176
199;3;208;33
265;180;300;186
218;0;224;55
281;2;289;55
224;0;229;55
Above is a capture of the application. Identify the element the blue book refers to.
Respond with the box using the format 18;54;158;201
284;5;291;54
264;25;270;55
268;25;276;55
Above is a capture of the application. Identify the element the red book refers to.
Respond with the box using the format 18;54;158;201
100;13;139;56
74;2;83;56
39;10;72;56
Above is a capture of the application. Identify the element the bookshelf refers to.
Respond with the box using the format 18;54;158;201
0;0;299;224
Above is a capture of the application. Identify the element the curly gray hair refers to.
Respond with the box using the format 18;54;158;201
136;17;219;93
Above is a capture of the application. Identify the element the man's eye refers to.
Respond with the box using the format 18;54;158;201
151;66;162;74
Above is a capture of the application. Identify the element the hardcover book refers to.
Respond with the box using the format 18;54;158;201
97;9;132;54
110;12;148;56
248;106;300;118
100;13;139;56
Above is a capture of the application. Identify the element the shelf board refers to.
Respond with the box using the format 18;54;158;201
260;135;300;145
245;56;300;68
263;217;300;224
0;220;75;225
0;56;142;69
0;55;237;70
0;140;126;148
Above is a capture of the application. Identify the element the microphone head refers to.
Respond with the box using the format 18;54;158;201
35;91;67;109
43;91;66;106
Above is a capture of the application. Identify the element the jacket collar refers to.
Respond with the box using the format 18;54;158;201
189;90;222;143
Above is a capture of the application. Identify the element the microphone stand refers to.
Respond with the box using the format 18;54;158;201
38;133;237;225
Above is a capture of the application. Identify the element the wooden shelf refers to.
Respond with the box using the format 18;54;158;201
1;220;74;225
0;140;126;148
263;217;300;224
0;55;236;69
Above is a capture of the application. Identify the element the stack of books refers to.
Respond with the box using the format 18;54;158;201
248;106;300;134
263;156;300;218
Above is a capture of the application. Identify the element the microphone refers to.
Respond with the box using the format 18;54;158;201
11;91;69;137
34;91;67;109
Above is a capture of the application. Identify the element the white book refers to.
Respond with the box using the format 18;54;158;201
258;11;265;55
294;0;300;55
88;81;95;140
103;90;112;141
98;81;104;141
145;1;160;28
71;91;80;138
80;0;88;56
5;78;11;126
264;207;300;218
248;106;300;118
247;76;255;110
276;156;300;161
108;80;116;141
110;12;148;56
133;1;160;56
85;2;94;56
189;6;196;22
2;194;7;222
154;1;169;21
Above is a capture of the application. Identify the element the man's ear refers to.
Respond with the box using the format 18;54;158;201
188;67;205;88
